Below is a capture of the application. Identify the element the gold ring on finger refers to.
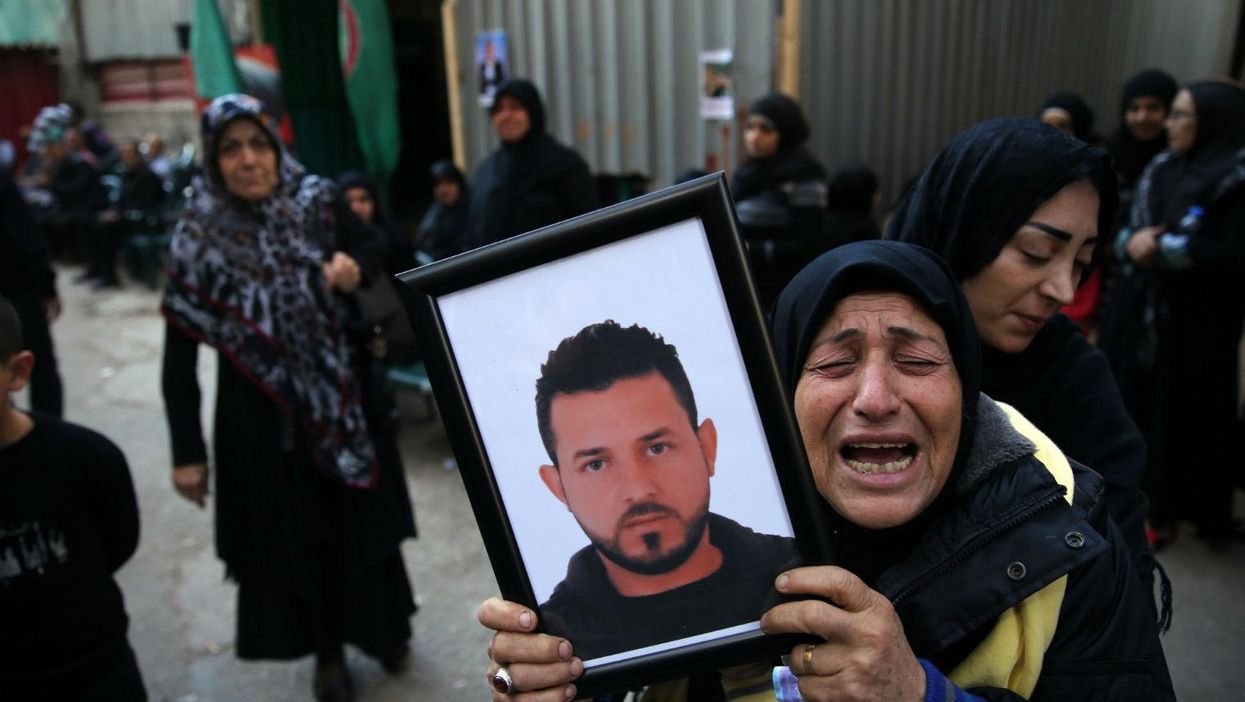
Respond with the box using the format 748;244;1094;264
802;643;816;673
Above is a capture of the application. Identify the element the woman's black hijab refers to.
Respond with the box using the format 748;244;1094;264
1153;80;1245;225
1108;69;1179;188
337;170;393;228
887;117;1117;283
732;93;824;201
771;240;981;581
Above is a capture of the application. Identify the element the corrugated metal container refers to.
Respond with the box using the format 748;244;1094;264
447;0;777;188
797;0;1243;203
80;0;252;61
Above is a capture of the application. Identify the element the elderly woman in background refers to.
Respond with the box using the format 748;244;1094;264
886;118;1161;612
477;241;1172;701
161;95;416;702
1104;80;1245;548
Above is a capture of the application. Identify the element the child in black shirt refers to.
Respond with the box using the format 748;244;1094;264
0;296;146;701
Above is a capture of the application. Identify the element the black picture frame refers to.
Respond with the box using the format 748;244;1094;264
397;173;834;697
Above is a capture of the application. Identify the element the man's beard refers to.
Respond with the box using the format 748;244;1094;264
582;497;711;576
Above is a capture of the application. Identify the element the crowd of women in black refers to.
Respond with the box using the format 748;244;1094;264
732;69;1245;556
4;64;1240;701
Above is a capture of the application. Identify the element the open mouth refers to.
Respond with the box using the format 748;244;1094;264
840;442;917;474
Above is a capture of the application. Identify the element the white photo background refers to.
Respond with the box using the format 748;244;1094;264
438;218;794;605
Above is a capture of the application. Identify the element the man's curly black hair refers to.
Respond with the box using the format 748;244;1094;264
535;320;697;466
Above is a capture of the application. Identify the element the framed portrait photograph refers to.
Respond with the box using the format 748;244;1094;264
398;173;834;696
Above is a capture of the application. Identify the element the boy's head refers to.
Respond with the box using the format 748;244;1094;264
0;297;35;407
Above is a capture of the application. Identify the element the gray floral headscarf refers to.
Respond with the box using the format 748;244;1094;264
161;94;376;488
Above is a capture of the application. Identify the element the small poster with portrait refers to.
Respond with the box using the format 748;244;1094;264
397;173;834;695
476;30;510;108
700;49;734;120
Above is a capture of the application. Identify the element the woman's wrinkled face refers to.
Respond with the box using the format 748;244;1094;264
744;115;780;159
343;186;375;223
960;180;1099;353
794;292;961;529
216;118;279;202
1125;95;1169;142
1165;89;1197;155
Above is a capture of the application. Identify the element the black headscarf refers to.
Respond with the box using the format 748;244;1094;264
1107;69;1179;188
465;79;593;249
1160;81;1245;222
430;159;466;187
337;170;394;229
824;161;881;247
771;240;982;582
826;161;879;215
732;94;824;201
748;93;810;151
887;117;1117;283
492;79;548;137
1041;91;1096;143
338;169;418;275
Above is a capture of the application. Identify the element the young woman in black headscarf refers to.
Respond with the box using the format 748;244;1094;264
1104;80;1245;547
475;241;1174;701
732;93;828;309
415;159;469;261
887;118;1164;618
1108;69;1180;196
462;79;598;251
337;170;420;366
338;170;415;275
161;95;416;701
1077;70;1181;338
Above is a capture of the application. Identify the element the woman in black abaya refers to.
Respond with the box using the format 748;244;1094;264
161;95;416;702
1105;80;1245;547
732;93;828;308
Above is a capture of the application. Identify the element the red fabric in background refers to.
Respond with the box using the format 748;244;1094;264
0;49;60;170
1062;266;1102;336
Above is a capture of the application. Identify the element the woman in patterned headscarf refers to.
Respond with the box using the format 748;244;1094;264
160;95;415;702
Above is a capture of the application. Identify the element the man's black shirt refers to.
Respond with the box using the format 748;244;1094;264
539;513;797;661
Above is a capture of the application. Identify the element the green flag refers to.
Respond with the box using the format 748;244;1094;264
339;0;400;177
190;0;243;99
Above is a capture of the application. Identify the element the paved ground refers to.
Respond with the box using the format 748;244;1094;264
20;273;1245;701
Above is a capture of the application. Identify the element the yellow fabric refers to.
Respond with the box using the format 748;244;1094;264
639;677;688;702
720;663;778;701
946;401;1075;698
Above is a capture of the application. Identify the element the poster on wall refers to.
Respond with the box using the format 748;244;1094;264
699;49;734;120
476;30;510;108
